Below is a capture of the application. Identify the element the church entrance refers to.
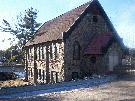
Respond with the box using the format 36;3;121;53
51;71;58;83
109;51;119;71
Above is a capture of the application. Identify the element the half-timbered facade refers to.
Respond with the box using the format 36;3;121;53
24;0;126;83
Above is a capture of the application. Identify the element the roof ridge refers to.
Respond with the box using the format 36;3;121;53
25;0;95;46
37;1;92;33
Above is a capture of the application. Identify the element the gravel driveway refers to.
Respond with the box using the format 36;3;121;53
1;75;135;101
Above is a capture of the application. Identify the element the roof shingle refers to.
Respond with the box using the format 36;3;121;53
25;1;92;46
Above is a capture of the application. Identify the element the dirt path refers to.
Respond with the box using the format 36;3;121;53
2;75;135;101
0;79;28;88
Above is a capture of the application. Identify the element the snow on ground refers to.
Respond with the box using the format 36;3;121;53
14;72;25;78
0;75;116;99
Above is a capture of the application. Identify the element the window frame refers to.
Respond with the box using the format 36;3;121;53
73;41;81;60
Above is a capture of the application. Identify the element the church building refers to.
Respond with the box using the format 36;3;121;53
24;0;126;84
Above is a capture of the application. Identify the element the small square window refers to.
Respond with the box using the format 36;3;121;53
86;13;91;17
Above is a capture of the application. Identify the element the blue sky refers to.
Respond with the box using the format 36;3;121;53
0;0;135;50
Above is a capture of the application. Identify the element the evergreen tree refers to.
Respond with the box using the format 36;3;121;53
0;7;41;49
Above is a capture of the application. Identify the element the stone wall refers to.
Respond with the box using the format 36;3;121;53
25;40;64;84
83;42;123;76
64;7;113;81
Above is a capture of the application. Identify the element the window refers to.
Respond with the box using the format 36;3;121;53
51;71;58;83
86;13;91;17
54;44;59;60
31;68;33;77
42;46;45;59
39;46;41;60
40;46;43;60
93;15;98;23
29;48;32;60
72;72;78;80
44;46;46;60
50;45;53;59
28;48;32;60
31;48;34;60
27;50;30;60
42;70;46;81
73;41;81;60
37;47;39;60
38;69;42;80
90;56;96;64
34;48;37;60
52;44;55;59
56;72;59;83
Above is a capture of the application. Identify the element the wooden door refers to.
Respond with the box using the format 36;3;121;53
109;51;119;71
51;71;58;83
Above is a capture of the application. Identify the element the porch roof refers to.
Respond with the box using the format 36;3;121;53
84;32;113;55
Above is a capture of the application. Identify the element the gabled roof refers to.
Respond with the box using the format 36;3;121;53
25;0;125;53
84;32;113;55
25;1;92;46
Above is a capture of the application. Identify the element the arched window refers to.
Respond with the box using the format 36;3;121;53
93;15;98;23
73;41;81;60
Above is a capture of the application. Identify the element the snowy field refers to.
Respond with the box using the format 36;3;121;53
1;75;135;101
